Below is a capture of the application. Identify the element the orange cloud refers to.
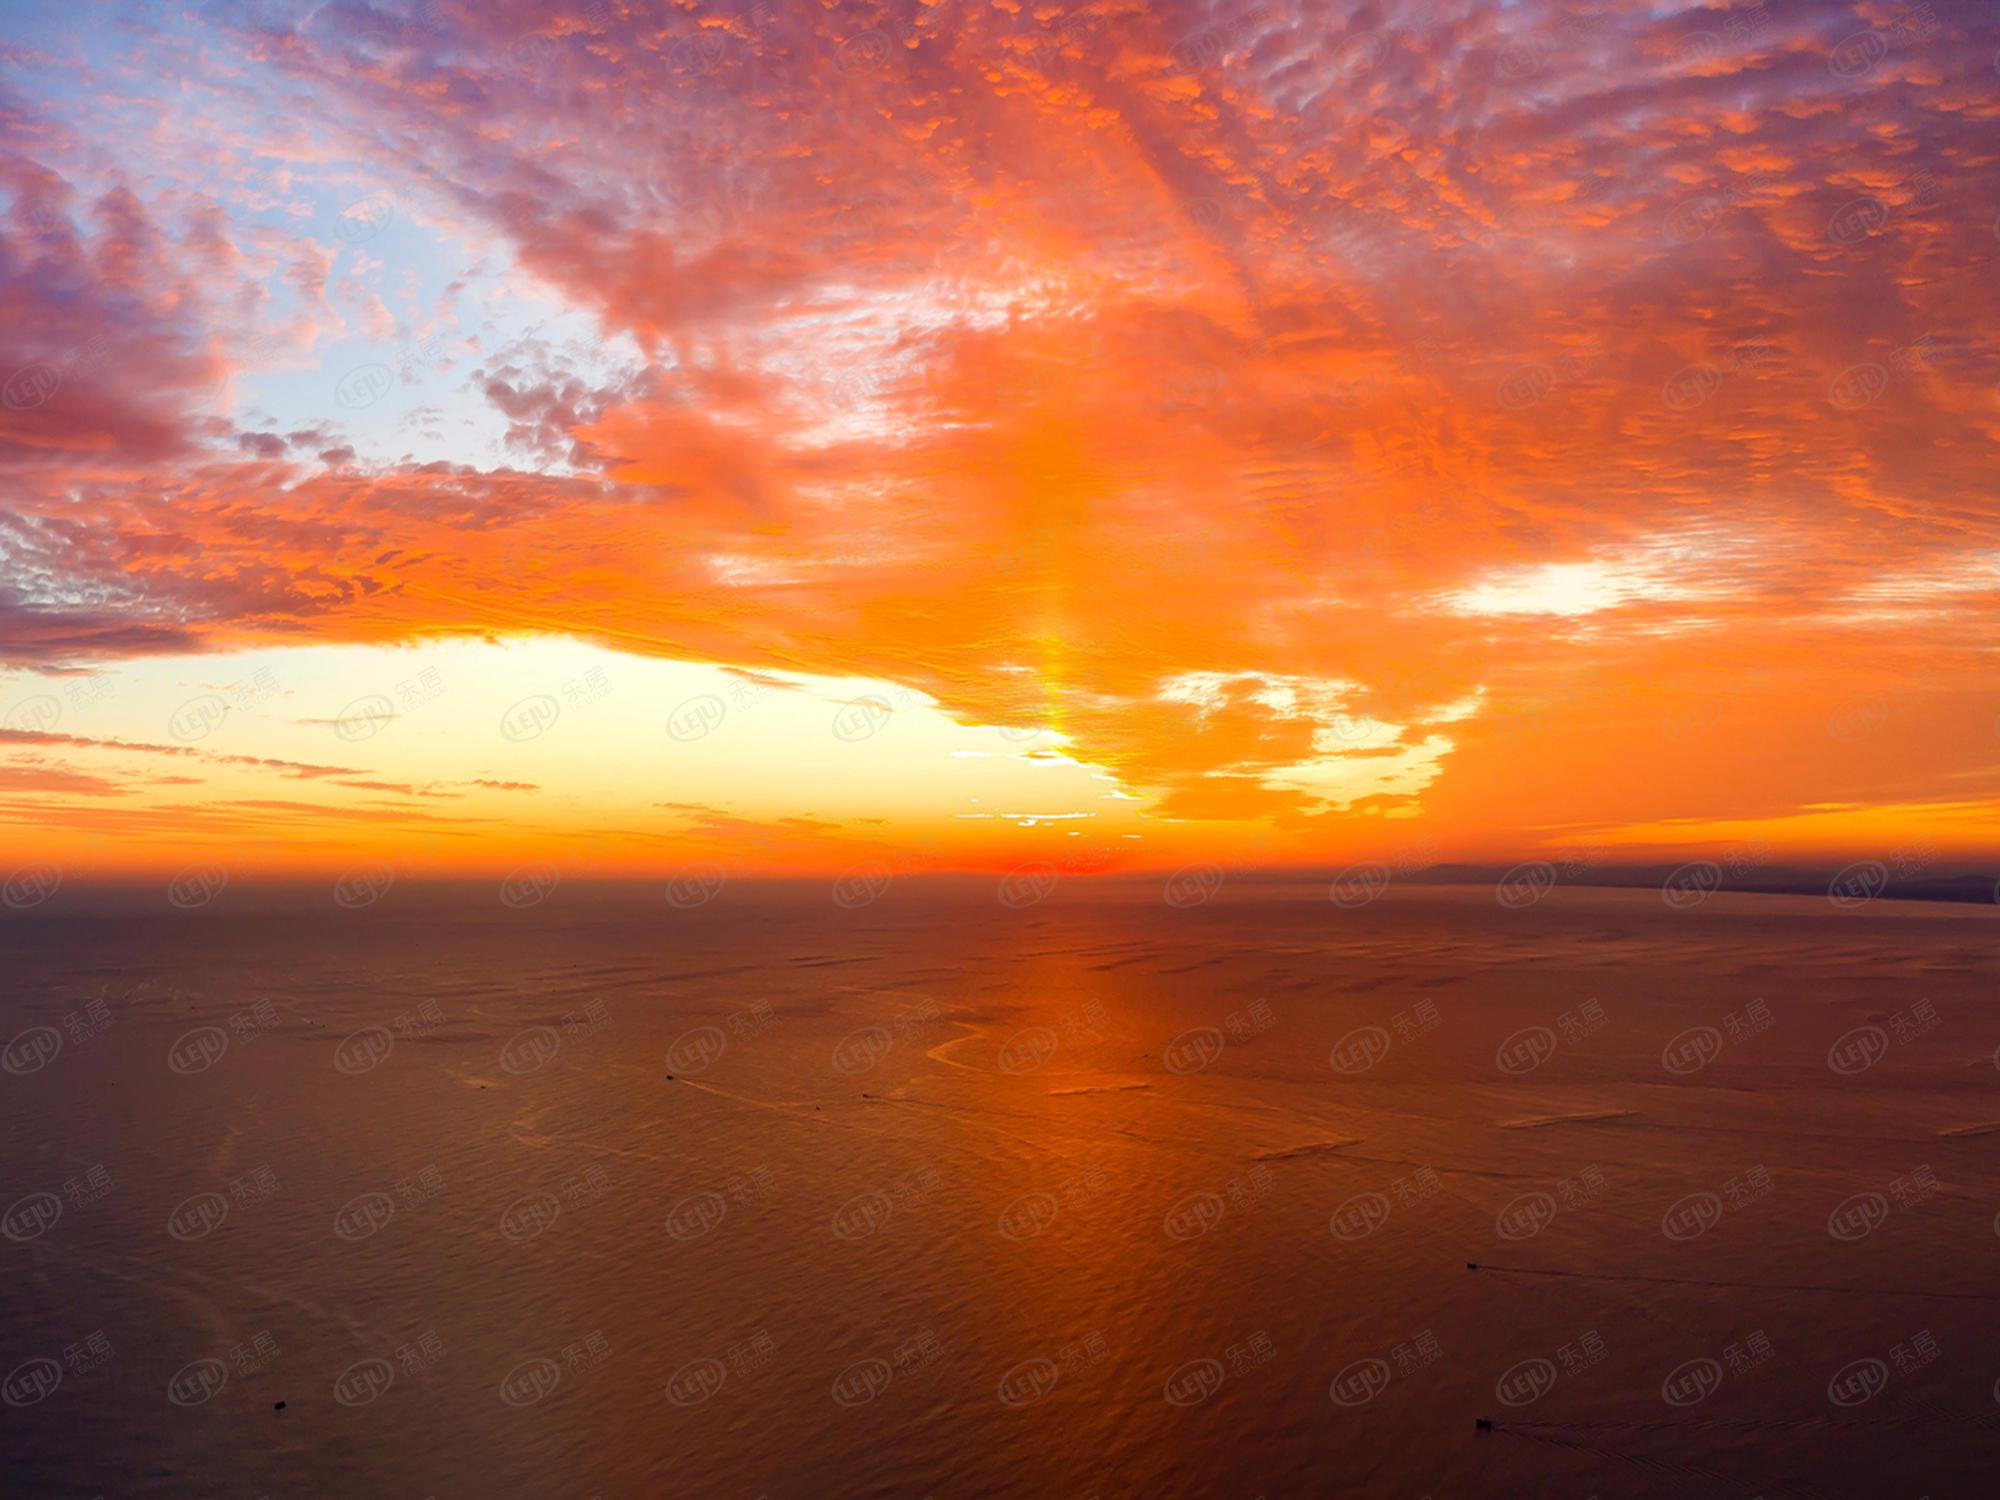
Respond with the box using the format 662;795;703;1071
2;0;1998;877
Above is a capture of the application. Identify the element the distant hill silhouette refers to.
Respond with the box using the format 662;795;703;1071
1393;863;2000;906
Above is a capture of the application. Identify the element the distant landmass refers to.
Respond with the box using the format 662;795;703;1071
1394;863;2000;907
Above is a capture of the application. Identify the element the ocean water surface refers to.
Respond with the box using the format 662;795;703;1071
5;882;1999;1497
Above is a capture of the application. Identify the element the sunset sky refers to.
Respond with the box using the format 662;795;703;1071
2;0;1998;884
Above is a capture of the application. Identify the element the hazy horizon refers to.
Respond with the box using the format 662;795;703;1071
10;856;2000;915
